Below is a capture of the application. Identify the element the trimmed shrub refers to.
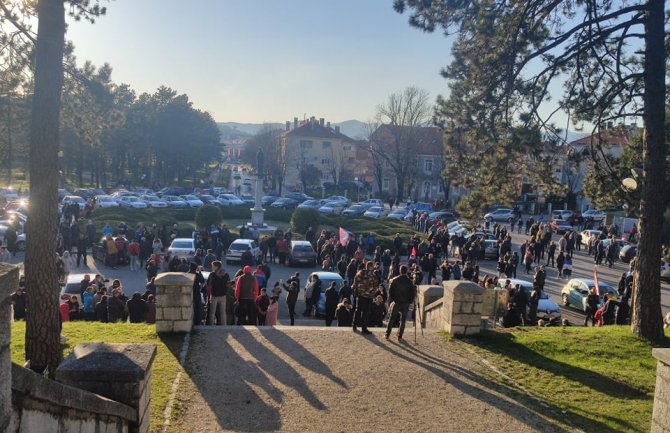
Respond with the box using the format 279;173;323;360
195;204;222;229
291;208;320;234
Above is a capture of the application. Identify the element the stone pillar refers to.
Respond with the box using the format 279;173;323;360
251;178;265;226
651;349;670;432
0;264;19;431
416;285;443;328
56;343;157;433
442;280;484;336
154;272;194;333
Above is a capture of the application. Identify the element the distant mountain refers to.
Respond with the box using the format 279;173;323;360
217;119;369;141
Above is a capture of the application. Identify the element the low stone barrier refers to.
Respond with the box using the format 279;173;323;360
651;348;670;432
154;272;195;333
442;281;484;336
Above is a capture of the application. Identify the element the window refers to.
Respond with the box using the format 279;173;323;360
321;158;330;165
343;145;351;150
383;178;389;190
322;141;332;149
300;140;313;149
438;182;444;193
424;159;433;172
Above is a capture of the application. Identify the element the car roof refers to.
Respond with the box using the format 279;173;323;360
231;239;254;245
291;240;312;246
500;278;533;287
171;238;195;243
66;273;98;283
310;271;343;279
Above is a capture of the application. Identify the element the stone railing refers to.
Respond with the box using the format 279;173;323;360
420;280;485;336
423;298;445;330
0;263;19;431
651;349;670;432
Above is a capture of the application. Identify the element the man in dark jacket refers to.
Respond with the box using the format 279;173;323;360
107;291;126;323
282;280;300;326
353;261;379;335
255;288;270;325
512;284;529;325
584;289;600;326
235;265;259;325
534;266;546;291
207;261;230;326
384;266;416;341
324;281;339;326
126;292;148;323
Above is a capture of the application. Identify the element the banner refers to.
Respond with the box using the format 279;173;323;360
593;267;601;296
339;227;350;246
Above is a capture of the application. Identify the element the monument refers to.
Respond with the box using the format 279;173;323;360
241;148;276;235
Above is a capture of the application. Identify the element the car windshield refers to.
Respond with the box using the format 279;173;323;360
147;196;160;201
349;205;364;210
127;197;139;202
368;207;382;212
171;241;193;249
294;245;313;252
302;200;318;205
322;204;335;208
99;197;113;202
230;243;250;251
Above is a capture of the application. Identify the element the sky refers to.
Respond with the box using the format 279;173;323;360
65;0;454;124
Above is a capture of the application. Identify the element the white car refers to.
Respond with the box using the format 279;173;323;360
483;208;514;222
358;198;384;209
94;195;119;208
61;195;87;210
141;194;168;208
318;202;345;214
363;206;388;218
297;199;322;210
226;239;260;264
168;238;196;259
117;196;148;209
387;208;408;220
218;194;244;206
582;209;606;221
324;195;351;206
163;195;189;208
581;229;603;246
180;195;204;208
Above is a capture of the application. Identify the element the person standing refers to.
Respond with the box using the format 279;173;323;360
266;297;279;326
189;263;205;326
282;280;300;326
76;234;88;268
206;261;230;326
584;288;600;327
546;241;556;267
384;265;416;341
255;288;270;325
127;238;140;271
324;281;339;326
234;265;259;325
353;261;379;335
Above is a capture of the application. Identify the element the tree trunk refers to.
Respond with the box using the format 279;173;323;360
631;0;666;343
397;177;405;202
25;0;65;377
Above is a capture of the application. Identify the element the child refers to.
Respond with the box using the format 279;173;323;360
266;297;278;326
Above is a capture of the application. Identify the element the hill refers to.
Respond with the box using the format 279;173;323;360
217;119;368;141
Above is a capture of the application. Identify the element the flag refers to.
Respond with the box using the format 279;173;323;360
237;148;241;157
227;148;231;157
339;227;350;246
593;267;601;296
411;246;417;258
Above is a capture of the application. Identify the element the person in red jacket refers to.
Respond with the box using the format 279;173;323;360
235;265;259;325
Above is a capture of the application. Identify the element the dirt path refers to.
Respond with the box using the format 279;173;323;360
170;326;573;433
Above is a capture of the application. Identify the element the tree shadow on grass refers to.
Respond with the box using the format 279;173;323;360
362;334;631;433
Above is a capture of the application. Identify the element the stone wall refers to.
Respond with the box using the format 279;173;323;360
417;285;443;327
423;299;445;330
442;281;484;336
10;363;135;433
0;264;19;431
154;272;194;333
651;348;670;432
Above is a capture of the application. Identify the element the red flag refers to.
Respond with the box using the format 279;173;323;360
227;148;231;157
411;246;417;258
339;227;350;246
237;148;241;157
593;267;601;296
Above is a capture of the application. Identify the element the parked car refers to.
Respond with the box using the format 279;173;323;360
271;198;298;210
482;239;499;260
141;194;168;208
406;202;432;212
163;195;189;208
284;192;313;203
318;202;345;214
218;194;244;206
240;195;256;206
198;195;223;206
157;186;185;196
582;209;606;221
0;225;26;251
313;271;344;317
168;238;196;259
561;278;617;311
117;196;148;209
386;208;408;220
110;190;134;199
619;244;637;263
60;273;106;300
242;179;253;186
428;211;457;223
363;206;388;218
498;279;562;325
549;219;573;234
343;204;368;216
226;239;260;264
261;195;280;206
483;208;514;222
180;195;205;208
288;240;317;266
58;188;71;200
358;198;384;209
61;195;87;210
580;230;604;246
94;195;119;208
551;210;574;220
297;199;322;210
324;195;351;206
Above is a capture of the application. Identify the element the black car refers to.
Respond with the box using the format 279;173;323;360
619;245;637;263
284;192;313;203
271;198;298;210
157;186;185;197
261;195;280;206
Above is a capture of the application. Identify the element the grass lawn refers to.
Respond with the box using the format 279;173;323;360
463;326;669;433
11;321;185;433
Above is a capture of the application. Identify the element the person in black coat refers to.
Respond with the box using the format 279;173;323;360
336;299;353;326
338;281;352;303
324;282;339;326
126;292;148;323
308;275;322;317
95;295;109;323
512;284;529;325
107;292;126;323
283;280;300;326
189;262;205;325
